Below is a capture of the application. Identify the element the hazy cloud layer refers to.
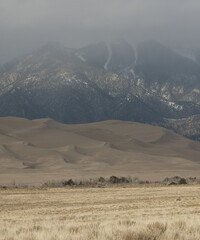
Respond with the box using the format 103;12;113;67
0;0;200;63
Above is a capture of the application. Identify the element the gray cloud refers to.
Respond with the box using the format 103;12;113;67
0;0;200;63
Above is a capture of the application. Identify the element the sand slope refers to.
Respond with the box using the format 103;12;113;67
0;117;200;184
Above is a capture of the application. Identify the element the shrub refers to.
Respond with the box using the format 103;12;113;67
62;179;75;186
109;176;121;184
120;177;129;183
98;177;106;183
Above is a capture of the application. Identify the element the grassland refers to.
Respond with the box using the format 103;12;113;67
0;185;200;240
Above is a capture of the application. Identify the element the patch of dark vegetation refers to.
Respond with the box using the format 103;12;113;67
1;176;199;189
163;176;189;185
40;175;200;188
40;176;140;188
109;176;130;184
98;177;106;183
41;179;75;188
0;184;28;189
62;179;75;186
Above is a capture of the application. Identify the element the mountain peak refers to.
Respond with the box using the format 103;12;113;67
39;41;67;52
76;40;135;71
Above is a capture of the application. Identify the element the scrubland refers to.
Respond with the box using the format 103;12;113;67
0;185;200;240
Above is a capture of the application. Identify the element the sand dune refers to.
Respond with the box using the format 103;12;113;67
0;117;200;185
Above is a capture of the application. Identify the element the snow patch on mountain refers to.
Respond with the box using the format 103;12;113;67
124;93;132;102
104;44;112;70
130;69;137;79
161;99;183;111
174;48;196;62
75;53;86;62
193;89;200;94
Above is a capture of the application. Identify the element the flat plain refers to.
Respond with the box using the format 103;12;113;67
1;185;200;240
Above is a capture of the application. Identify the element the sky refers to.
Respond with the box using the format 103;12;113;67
0;0;200;63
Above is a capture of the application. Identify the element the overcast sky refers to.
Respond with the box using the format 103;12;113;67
0;0;200;63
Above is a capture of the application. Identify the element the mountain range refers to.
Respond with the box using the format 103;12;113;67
0;40;200;140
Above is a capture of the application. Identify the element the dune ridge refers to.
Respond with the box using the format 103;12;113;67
0;117;200;185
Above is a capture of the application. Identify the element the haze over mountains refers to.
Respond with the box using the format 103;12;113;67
1;117;200;185
0;40;200;140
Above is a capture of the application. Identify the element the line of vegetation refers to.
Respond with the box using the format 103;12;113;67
1;176;199;189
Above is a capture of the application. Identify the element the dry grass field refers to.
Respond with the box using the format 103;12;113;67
1;185;200;240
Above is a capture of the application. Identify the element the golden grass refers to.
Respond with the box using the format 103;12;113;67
1;185;200;239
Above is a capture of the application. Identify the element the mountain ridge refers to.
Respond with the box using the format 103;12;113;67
0;40;200;140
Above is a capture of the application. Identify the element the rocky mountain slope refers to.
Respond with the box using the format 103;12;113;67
0;40;200;139
163;115;200;141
